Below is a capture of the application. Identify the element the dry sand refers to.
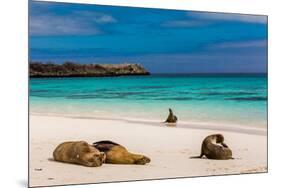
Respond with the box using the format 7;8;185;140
29;114;267;187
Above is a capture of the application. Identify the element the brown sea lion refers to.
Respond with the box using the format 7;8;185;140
53;141;106;167
164;108;178;123
190;134;233;160
93;140;151;165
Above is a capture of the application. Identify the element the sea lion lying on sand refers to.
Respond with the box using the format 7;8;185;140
53;141;106;167
190;134;233;160
93;140;151;165
164;108;178;123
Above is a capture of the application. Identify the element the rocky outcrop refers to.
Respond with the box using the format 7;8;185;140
29;62;150;77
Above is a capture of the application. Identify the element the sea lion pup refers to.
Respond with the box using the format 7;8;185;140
93;140;151;165
164;108;178;123
53;141;106;167
190;134;233;160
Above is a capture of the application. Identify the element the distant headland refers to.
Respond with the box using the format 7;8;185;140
29;62;150;77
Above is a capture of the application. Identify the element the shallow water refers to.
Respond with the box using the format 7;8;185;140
30;74;267;128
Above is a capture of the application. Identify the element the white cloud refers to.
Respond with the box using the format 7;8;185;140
190;12;267;24
30;10;116;36
30;15;99;35
211;40;267;49
72;10;116;24
162;20;208;27
162;12;267;28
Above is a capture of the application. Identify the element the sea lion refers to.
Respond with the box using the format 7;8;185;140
190;134;233;160
53;141;106;167
93;140;151;165
164;108;178;123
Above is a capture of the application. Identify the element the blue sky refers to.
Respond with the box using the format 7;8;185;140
29;1;267;73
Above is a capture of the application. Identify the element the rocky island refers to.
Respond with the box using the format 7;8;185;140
29;62;150;77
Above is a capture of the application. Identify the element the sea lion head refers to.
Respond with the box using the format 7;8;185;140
74;141;106;167
214;134;224;143
82;152;106;167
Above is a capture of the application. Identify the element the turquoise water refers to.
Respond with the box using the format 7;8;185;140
30;74;267;128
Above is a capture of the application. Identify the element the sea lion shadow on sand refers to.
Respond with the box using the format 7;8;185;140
47;158;55;162
190;134;234;160
93;140;151;165
163;108;178;124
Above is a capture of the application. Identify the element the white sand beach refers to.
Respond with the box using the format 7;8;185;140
29;114;267;187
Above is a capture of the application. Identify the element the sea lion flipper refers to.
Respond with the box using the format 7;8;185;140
190;156;202;159
190;152;204;159
164;108;178;123
221;142;229;148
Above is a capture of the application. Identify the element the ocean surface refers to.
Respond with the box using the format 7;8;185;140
30;74;267;129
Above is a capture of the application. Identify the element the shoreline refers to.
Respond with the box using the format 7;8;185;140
29;114;267;187
29;73;151;78
30;112;267;136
